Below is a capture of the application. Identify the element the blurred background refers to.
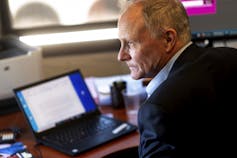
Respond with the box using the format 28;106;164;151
0;0;237;78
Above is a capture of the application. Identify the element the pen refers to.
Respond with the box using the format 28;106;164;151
112;123;128;134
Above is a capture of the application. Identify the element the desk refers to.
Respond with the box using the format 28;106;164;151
0;106;139;158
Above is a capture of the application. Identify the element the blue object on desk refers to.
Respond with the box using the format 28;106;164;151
0;142;26;155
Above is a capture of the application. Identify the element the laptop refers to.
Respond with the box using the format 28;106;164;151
13;70;137;156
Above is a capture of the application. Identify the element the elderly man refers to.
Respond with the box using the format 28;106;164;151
117;0;237;157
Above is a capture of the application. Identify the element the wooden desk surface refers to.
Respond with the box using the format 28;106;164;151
0;106;139;158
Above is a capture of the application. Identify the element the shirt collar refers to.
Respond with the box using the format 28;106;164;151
146;41;192;98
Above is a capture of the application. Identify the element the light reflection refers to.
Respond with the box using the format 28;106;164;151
19;28;118;46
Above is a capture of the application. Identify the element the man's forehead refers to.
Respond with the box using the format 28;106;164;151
118;2;147;38
118;19;147;43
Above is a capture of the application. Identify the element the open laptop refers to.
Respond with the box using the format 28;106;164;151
13;69;137;156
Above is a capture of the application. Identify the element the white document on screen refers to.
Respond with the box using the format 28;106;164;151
21;76;85;132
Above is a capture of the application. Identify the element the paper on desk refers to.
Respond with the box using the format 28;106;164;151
85;74;144;106
85;77;99;104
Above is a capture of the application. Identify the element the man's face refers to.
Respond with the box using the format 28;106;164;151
118;12;167;80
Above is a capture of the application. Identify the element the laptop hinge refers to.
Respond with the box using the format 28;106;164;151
55;110;100;127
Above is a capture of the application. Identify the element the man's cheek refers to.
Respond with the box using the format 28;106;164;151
129;47;136;56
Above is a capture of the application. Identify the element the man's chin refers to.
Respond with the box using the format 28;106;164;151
130;72;142;80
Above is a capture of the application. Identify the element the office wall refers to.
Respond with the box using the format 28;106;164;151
42;50;130;79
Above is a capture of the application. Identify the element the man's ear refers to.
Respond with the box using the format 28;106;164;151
164;29;177;52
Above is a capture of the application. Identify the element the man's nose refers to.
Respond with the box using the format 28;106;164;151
118;49;131;61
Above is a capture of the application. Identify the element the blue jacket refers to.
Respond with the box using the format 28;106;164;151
138;44;237;158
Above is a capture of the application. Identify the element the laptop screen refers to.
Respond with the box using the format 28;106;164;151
15;71;97;133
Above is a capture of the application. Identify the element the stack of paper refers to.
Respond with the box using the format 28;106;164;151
85;74;144;106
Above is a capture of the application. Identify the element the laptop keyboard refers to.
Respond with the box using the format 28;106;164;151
43;116;117;146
